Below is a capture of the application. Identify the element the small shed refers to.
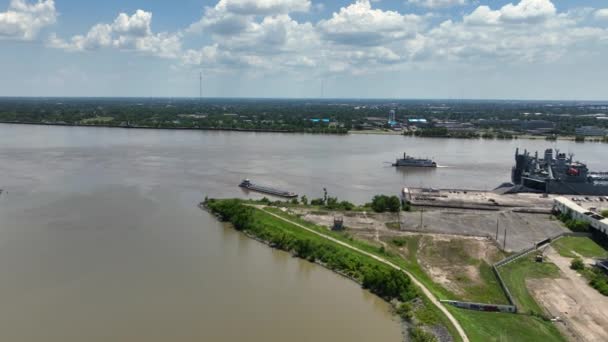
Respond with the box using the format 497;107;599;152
332;217;344;231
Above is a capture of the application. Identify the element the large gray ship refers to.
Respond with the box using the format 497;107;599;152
510;148;608;195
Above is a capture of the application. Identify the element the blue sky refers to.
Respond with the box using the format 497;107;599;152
1;0;608;99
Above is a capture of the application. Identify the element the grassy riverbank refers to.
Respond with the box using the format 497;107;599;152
205;199;458;342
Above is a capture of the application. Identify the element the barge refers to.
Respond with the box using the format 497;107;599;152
239;179;298;198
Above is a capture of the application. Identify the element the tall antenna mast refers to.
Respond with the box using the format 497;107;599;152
199;71;202;106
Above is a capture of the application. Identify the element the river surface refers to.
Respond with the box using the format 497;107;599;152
1;123;607;342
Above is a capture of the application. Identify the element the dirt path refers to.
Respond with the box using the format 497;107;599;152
258;207;470;342
528;247;608;342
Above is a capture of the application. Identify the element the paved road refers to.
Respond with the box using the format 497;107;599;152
259;207;470;342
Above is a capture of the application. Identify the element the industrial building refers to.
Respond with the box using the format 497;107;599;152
575;126;607;137
553;197;608;236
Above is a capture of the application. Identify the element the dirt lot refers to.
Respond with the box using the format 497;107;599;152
400;209;566;252
528;247;608;342
293;207;567;252
292;208;508;302
413;234;506;302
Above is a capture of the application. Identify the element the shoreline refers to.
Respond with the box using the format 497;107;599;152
201;201;467;342
199;203;417;342
1;121;605;142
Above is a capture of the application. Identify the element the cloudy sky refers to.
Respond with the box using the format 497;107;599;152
1;0;608;99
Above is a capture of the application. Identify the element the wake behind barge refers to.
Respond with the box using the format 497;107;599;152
510;148;608;196
239;179;298;198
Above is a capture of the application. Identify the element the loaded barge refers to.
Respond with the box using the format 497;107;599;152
239;179;298;198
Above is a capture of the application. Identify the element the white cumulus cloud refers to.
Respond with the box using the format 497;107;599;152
465;0;556;25
318;0;423;46
595;9;608;20
407;0;467;9
188;0;310;34
48;9;181;59
0;0;56;40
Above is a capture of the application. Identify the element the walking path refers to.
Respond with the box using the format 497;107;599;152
259;207;470;342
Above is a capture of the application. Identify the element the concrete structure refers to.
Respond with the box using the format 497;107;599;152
435;121;475;132
520;120;555;133
575;126;607;137
553;197;608;236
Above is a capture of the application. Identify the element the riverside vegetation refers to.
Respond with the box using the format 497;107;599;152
204;198;443;342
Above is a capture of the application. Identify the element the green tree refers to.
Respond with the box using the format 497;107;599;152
371;195;388;213
300;195;308;206
386;196;401;212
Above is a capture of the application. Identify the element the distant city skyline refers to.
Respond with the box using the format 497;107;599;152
1;0;608;100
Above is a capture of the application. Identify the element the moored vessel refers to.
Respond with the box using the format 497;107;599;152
239;179;298;198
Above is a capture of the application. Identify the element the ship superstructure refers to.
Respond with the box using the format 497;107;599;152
511;148;608;195
393;153;437;168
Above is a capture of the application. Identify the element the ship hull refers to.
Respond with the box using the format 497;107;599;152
239;183;298;198
393;162;436;168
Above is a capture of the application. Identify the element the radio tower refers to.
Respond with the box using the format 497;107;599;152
198;71;203;112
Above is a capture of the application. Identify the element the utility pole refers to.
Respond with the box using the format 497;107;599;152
496;215;499;241
503;227;507;250
420;208;424;230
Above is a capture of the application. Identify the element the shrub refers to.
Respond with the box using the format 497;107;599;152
300;195;308;206
571;258;585;271
566;219;590;232
410;327;437;342
391;237;408;247
396;302;413;320
371;195;401;213
602;210;608;218
339;201;355;211
310;198;325;206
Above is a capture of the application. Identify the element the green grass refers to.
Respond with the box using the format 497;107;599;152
552;236;608;259
448;308;566;342
499;255;560;314
460;262;510;305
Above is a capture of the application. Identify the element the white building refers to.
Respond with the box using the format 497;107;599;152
553;197;608;235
